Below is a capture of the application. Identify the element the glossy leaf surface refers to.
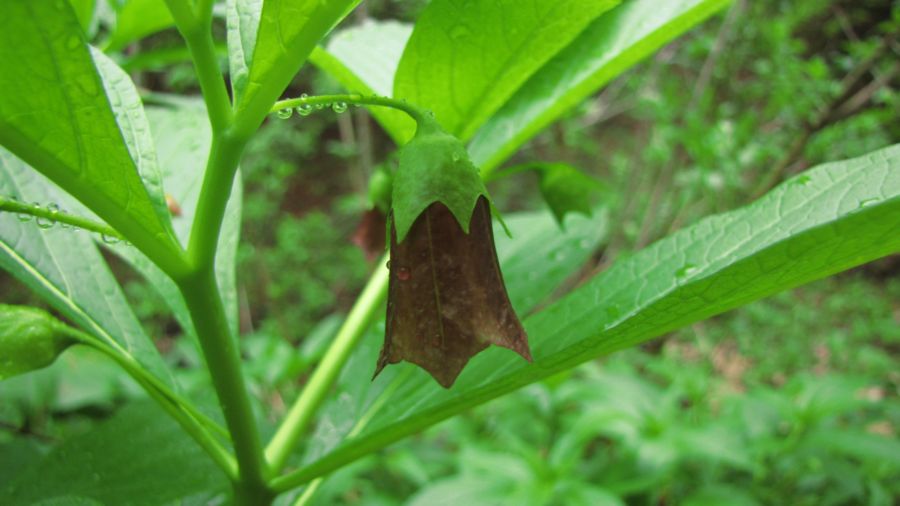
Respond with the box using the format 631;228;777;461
394;0;619;140
0;0;179;259
469;0;730;174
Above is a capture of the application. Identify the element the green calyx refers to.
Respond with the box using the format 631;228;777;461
391;114;488;243
0;305;76;381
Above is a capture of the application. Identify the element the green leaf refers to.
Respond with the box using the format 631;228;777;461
105;0;174;52
309;20;415;144
110;100;243;340
226;0;262;103
393;0;620;140
233;0;361;134
0;0;181;266
0;305;75;381
470;0;730;174
68;0;97;35
281;145;900;488
524;162;606;225
391;115;488;243
0;150;175;388
0;401;227;504
91;47;173;238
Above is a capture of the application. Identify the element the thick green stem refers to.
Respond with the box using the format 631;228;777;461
187;132;247;268
178;267;272;503
265;259;389;472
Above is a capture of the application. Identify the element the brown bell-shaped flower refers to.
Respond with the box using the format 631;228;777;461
374;196;531;388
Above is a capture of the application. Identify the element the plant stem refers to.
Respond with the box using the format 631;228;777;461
270;94;427;124
265;259;389;472
163;0;232;133
187;132;248;268
178;267;272;503
0;196;123;240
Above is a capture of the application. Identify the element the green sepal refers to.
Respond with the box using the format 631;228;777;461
0;305;76;381
391;114;488;243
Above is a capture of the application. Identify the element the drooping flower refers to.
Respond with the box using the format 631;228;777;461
373;115;530;388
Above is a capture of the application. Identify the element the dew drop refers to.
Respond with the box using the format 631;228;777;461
675;263;698;279
276;108;293;119
315;102;326;110
332;101;348;114
101;233;121;245
296;104;313;116
36;204;55;229
858;198;878;209
791;175;812;186
396;267;411;281
16;212;32;223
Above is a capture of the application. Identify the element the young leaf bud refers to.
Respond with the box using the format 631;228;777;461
0;305;75;381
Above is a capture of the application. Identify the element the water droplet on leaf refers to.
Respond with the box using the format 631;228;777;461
276;108;293;119
858;198;878;209
675;263;698;279
792;175;812;186
101;233;120;245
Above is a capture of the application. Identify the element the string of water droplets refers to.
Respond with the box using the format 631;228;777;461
270;93;427;125
0;196;127;245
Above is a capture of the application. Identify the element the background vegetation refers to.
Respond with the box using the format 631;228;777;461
1;0;898;504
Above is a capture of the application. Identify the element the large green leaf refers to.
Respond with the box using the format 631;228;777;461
0;151;174;388
232;0;361;134
393;0;620;140
0;0;181;265
0;401;227;504
275;145;900;489
91;47;173;239
309;20;415;144
296;209;609;470
469;0;730;174
111;99;243;340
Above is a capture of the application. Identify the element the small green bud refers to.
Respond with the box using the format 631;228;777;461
367;167;394;214
0;304;75;381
